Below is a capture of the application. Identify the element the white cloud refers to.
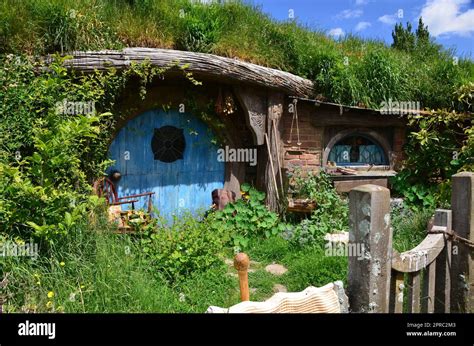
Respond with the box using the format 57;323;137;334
328;28;345;38
355;21;372;31
378;14;398;25
419;0;474;37
355;0;370;5
335;9;363;19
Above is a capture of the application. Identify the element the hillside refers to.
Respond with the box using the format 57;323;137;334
0;0;472;108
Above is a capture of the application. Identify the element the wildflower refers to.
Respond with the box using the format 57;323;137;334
59;261;65;267
46;301;53;309
47;291;54;299
69;292;76;302
179;293;186;302
14;238;25;246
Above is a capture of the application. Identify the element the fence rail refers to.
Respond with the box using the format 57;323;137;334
348;172;474;313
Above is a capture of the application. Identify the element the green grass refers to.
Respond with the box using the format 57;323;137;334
392;207;433;253
0;0;471;109
1;206;433;312
2;225;351;312
243;237;348;302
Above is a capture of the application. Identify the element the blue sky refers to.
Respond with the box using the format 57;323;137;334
244;0;473;58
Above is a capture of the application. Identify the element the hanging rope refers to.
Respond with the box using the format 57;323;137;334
287;98;301;147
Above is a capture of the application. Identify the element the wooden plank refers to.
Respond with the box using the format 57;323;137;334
451;172;474;313
60;48;315;97
434;210;452;313
310;111;406;127
334;178;387;193
407;271;421;313
394;271;405;313
391;233;445;273
421;260;436;313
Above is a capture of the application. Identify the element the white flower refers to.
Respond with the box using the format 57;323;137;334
179;293;186;302
69;9;77;19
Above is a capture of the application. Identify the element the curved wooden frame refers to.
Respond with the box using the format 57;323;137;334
391;233;445;273
322;128;392;168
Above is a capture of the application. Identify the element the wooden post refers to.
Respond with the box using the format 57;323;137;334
407;271;421;313
451;172;474;313
348;184;392;312
434;209;452;313
265;92;285;211
421;260;436;313
234;252;250;301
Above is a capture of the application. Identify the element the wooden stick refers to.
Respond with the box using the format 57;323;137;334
265;133;280;201
234;253;250;301
272;119;284;195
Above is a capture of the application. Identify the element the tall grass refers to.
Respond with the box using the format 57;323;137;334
0;0;471;108
1;218;237;313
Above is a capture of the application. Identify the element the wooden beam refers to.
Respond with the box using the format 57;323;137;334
60;48;314;97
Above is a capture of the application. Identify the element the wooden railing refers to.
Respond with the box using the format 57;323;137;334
348;172;474;313
390;209;452;313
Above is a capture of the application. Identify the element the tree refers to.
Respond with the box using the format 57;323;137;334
391;17;434;52
392;22;416;52
415;17;430;47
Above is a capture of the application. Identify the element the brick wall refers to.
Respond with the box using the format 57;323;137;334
281;102;323;171
280;101;407;171
391;127;406;170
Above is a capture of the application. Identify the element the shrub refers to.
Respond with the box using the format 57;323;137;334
138;213;230;283
287;171;348;248
391;82;473;209
209;184;289;251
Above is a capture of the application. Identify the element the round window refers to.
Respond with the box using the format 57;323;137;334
151;126;186;163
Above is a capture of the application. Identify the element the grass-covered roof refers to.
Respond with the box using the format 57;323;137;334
1;0;472;109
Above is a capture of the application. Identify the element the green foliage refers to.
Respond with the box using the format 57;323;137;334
1;217;238;313
210;184;286;250
392;18;434;54
287;171;348;248
176;3;223;53
391;82;473;208
137;213;230;283
0;50;195;243
391;205;433;253
0;55;116;243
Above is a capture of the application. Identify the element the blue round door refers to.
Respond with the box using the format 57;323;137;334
108;109;225;222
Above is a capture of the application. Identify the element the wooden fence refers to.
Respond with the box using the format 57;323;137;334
348;172;474;313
